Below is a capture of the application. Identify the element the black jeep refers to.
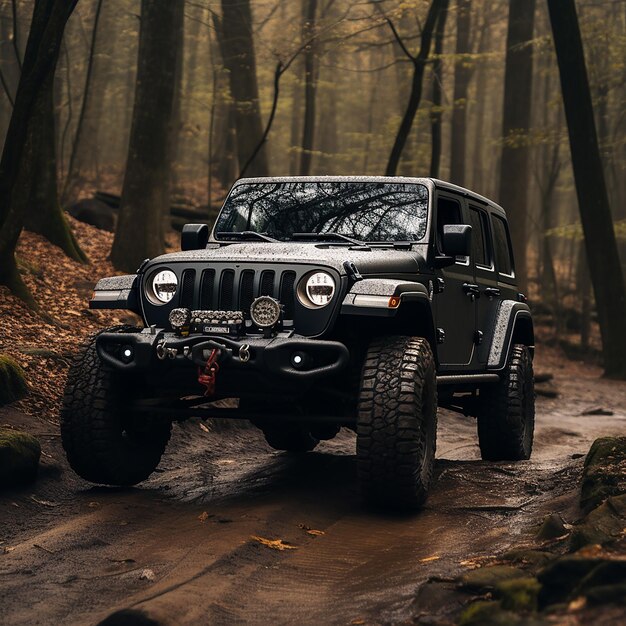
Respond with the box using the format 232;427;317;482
61;177;535;510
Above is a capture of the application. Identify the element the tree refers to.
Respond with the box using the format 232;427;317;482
547;0;626;378
215;0;269;178
498;0;536;292
0;0;81;304
429;0;450;178
449;0;471;185
384;0;446;176
110;0;184;273
299;0;319;175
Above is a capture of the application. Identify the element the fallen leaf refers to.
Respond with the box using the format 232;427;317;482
30;496;58;507
2;547;15;554
419;555;440;563
568;596;587;611
251;536;297;551
198;511;209;523
199;423;210;433
140;568;156;581
306;529;325;537
350;620;366;625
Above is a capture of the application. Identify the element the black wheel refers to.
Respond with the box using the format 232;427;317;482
477;344;535;461
262;425;319;452
60;329;171;485
357;336;438;510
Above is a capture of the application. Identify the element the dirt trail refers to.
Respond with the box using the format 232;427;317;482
1;350;625;625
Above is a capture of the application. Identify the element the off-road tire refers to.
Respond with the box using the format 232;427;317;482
262;425;319;452
357;336;437;510
60;328;171;485
477;344;534;461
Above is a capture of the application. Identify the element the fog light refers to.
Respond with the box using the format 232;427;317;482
250;296;281;329
169;307;191;330
120;344;134;364
291;351;307;369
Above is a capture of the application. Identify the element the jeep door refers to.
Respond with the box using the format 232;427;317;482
432;191;476;368
467;202;500;364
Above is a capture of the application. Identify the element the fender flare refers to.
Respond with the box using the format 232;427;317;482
89;274;141;314
487;300;534;370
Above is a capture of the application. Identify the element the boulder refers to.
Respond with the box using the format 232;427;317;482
581;437;626;512
570;494;626;549
0;428;41;488
460;565;528;591
66;198;117;232
0;354;28;406
535;513;568;541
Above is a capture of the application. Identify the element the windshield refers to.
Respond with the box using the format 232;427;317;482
214;181;429;243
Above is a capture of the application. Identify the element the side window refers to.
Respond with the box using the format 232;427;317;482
468;207;490;268
492;215;514;276
436;196;462;252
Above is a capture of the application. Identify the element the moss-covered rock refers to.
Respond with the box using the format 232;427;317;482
460;565;528;591
0;354;28;406
500;549;555;570
574;560;626;605
581;437;626;512
0;429;41;488
459;601;520;626
570;494;626;549
496;577;541;612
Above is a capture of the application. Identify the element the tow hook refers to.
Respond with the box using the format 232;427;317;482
156;341;178;360
239;344;251;363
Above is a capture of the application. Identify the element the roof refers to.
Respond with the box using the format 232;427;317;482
234;176;507;216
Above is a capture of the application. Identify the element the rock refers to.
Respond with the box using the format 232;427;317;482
460;565;528;591
581;437;626;512
0;354;28;406
0;429;41;488
500;550;554;570
570;495;626;549
66;198;117;232
458;601;522;626
496;577;541;612
536;513;568;541
576;561;626;605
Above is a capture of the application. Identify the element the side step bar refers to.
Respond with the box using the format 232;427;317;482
437;373;500;385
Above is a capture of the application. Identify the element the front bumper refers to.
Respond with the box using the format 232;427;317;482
95;329;349;381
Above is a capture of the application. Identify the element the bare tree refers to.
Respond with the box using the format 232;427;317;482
299;0;319;175
547;0;626;377
110;0;185;272
0;0;81;304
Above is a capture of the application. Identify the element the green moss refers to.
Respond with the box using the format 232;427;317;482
459;601;511;626
0;428;41;488
461;565;528;591
496;577;541;612
581;437;626;512
0;354;28;406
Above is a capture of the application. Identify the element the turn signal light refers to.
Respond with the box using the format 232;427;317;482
388;296;400;308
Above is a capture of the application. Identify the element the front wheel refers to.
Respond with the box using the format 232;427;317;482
60;330;171;485
356;336;438;510
476;344;535;461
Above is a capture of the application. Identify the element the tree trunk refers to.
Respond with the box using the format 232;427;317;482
498;0;536;293
62;0;104;206
449;0;471;185
547;0;626;377
299;0;318;175
216;0;269;178
385;0;445;177
429;0;449;178
110;0;184;273
0;0;80;304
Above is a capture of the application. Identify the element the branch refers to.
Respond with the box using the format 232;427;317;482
11;0;21;70
0;65;14;107
385;17;416;61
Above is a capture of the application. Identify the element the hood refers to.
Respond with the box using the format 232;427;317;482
149;242;424;276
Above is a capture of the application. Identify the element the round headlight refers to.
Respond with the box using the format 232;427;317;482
151;269;178;304
299;271;335;308
250;296;281;328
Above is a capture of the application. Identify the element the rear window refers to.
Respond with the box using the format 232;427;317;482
492;215;514;276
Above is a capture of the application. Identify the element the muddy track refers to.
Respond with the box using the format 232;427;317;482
1;351;625;625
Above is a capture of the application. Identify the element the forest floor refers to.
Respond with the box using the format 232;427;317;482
1;222;625;625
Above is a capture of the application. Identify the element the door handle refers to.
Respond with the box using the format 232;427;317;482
484;287;501;298
463;283;480;298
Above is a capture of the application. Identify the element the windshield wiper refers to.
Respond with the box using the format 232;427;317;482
292;232;364;245
216;231;278;243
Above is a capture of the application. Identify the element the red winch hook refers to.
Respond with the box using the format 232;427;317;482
198;348;220;396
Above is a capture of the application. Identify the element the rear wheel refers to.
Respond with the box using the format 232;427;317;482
60;330;171;485
356;336;437;510
477;344;535;461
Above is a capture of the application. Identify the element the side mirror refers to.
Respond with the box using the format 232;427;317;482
442;224;472;257
181;223;209;251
